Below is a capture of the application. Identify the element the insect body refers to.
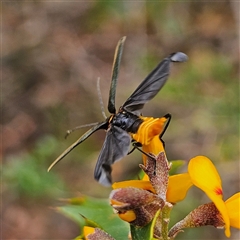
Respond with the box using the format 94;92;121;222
48;37;188;186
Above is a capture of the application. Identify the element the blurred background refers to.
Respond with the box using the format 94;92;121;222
2;1;239;239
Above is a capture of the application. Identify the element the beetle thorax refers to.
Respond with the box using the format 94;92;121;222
111;111;143;133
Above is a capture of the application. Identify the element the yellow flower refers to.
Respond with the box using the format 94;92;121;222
110;187;163;226
167;173;193;203
117;113;239;237
188;156;240;237
168;156;239;237
112;174;193;204
112;155;240;237
225;192;240;229
131;116;168;165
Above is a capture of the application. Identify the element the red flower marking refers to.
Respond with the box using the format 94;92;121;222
214;187;223;195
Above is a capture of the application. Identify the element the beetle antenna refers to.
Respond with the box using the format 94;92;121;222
65;77;107;140
128;141;141;155
132;142;155;159
97;77;107;119
65;122;99;139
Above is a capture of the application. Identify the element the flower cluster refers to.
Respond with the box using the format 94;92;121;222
109;126;240;239
82;153;239;239
81;81;239;240
82;119;239;239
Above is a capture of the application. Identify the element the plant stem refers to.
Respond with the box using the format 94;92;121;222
161;202;173;240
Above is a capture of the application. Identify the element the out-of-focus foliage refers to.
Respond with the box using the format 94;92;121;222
56;196;129;240
3;136;66;199
2;1;239;239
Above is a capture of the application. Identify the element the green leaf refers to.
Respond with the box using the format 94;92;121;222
130;210;160;240
56;195;129;240
169;160;186;175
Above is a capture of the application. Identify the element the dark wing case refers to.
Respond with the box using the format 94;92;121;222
94;125;131;186
108;36;126;114
122;52;188;114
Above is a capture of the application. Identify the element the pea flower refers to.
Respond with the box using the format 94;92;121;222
130;115;194;203
131;115;169;165
166;156;240;238
111;112;239;238
184;156;239;237
110;152;167;227
110;155;240;238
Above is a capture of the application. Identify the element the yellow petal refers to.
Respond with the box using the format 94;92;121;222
188;156;230;237
142;135;165;165
132;116;167;146
119;210;136;222
131;116;167;165
225;192;240;229
83;226;95;238
112;180;155;193
188;156;222;196
110;198;126;207
142;173;150;181
167;173;193;203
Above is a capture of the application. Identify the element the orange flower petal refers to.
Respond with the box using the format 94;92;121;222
225;192;240;229
110;198;126;207
188;156;222;195
83;226;95;238
132;116;167;146
142;135;165;165
167;173;193;203
112;180;155;193
118;210;136;222
188;156;230;237
131;116;167;165
142;173;150;181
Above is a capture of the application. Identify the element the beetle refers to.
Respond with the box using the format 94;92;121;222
48;36;188;186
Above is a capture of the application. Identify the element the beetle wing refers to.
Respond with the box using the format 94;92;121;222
108;36;126;114
122;52;188;114
48;121;108;172
94;125;131;186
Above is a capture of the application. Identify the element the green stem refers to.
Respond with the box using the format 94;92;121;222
161;202;173;240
